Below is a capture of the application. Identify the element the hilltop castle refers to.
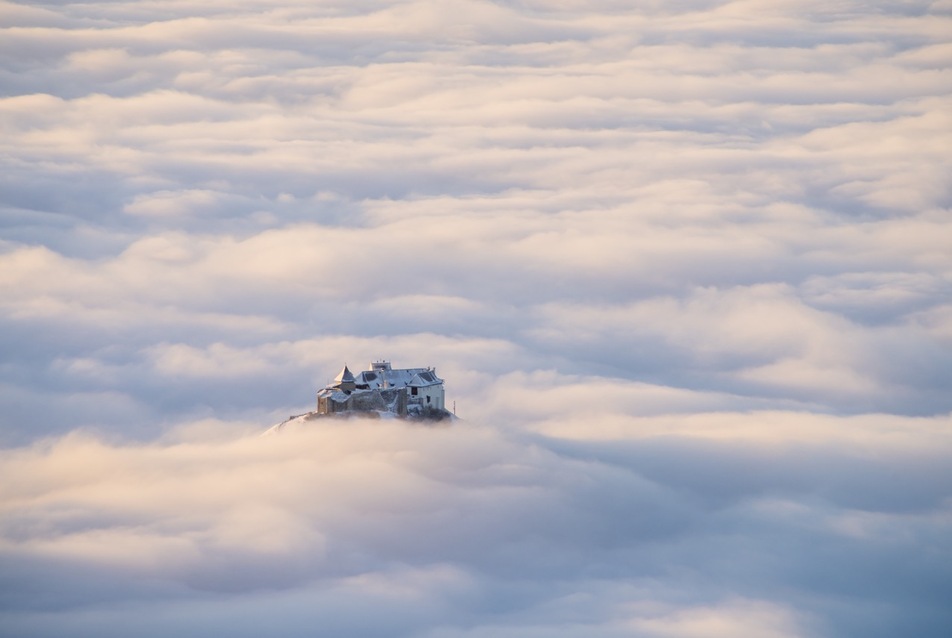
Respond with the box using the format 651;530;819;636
316;360;449;419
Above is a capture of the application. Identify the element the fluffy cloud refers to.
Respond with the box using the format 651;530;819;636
1;413;950;637
1;0;951;635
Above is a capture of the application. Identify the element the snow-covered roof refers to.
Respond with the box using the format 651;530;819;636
354;365;442;389
409;371;440;386
334;365;355;384
317;388;349;401
321;361;443;392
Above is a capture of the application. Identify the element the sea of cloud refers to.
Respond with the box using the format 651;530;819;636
2;412;951;637
2;0;951;636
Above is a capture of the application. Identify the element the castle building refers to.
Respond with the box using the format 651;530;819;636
316;360;447;418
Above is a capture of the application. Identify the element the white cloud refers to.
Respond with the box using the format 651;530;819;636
123;189;229;218
1;414;949;636
2;0;951;635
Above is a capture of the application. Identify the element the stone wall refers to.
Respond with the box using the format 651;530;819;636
328;387;408;416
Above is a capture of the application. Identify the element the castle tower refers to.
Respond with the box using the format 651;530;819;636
334;365;356;393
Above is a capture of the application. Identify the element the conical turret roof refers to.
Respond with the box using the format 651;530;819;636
334;365;355;384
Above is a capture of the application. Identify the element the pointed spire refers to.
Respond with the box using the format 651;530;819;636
334;365;355;384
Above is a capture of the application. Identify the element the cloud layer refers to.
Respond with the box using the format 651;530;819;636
2;0;951;635
3;413;951;637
